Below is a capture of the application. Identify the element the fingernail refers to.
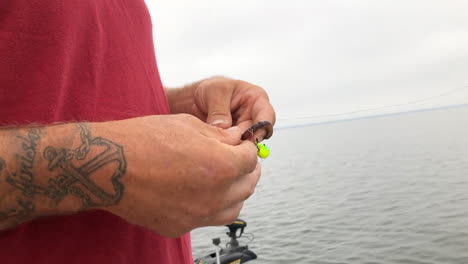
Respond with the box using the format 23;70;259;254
211;119;225;125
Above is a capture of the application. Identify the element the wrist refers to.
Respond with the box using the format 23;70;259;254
165;82;200;114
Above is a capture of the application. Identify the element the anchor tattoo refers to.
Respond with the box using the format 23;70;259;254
42;124;126;208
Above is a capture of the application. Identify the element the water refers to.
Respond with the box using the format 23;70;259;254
192;106;468;264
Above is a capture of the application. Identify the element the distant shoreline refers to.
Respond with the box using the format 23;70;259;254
276;103;468;130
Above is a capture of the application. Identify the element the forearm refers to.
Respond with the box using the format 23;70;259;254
0;121;127;230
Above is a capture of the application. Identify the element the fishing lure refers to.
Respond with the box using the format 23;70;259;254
255;139;270;159
242;121;273;159
241;121;273;141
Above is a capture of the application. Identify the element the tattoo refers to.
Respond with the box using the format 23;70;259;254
0;124;126;223
0;200;34;222
6;128;42;198
43;124;126;207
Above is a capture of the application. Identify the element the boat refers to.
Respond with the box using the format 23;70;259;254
194;219;257;264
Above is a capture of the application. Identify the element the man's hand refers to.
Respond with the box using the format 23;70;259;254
166;76;276;141
0;115;259;237
101;114;260;237
1;78;272;237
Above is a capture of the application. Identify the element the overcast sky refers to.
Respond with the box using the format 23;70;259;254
147;0;468;127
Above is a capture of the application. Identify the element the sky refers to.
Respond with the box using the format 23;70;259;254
146;0;468;128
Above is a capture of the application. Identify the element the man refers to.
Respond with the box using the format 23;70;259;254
0;0;275;263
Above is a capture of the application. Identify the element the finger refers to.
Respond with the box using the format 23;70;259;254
233;81;276;128
207;162;261;227
190;104;208;121
202;84;234;128
223;162;261;207
200;121;253;145
234;96;276;141
250;97;276;140
217;121;253;145
206;202;244;226
225;140;258;177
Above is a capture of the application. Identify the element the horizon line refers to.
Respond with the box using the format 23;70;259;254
276;103;468;130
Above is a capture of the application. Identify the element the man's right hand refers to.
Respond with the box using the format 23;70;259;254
0;114;260;237
100;114;260;237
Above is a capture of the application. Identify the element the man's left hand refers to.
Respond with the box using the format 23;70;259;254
166;76;276;140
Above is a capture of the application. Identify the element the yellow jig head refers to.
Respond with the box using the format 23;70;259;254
256;141;270;159
241;121;273;159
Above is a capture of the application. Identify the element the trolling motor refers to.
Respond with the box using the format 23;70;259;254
194;219;257;264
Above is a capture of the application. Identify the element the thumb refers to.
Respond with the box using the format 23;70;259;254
206;94;233;129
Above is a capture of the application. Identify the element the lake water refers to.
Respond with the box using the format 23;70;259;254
191;106;468;264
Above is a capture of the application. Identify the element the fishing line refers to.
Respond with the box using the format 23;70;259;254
278;85;468;122
241;232;255;243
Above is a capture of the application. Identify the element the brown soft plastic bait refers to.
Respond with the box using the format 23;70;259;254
241;121;273;141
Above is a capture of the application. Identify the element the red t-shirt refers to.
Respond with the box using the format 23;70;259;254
0;0;193;263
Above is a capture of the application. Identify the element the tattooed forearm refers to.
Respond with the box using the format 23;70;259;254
43;124;126;207
6;128;43;198
0;124;126;225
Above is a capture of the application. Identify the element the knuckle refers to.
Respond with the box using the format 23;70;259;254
175;113;195;123
209;168;235;189
245;152;258;173
197;196;224;216
200;151;233;187
245;165;261;199
205;202;223;217
255;85;268;96
241;80;268;96
209;107;229;116
202;77;234;93
243;178;257;200
214;127;229;140
271;110;277;124
229;205;243;221
184;196;215;220
217;209;241;226
218;82;233;93
224;213;239;225
216;154;239;180
248;181;257;198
